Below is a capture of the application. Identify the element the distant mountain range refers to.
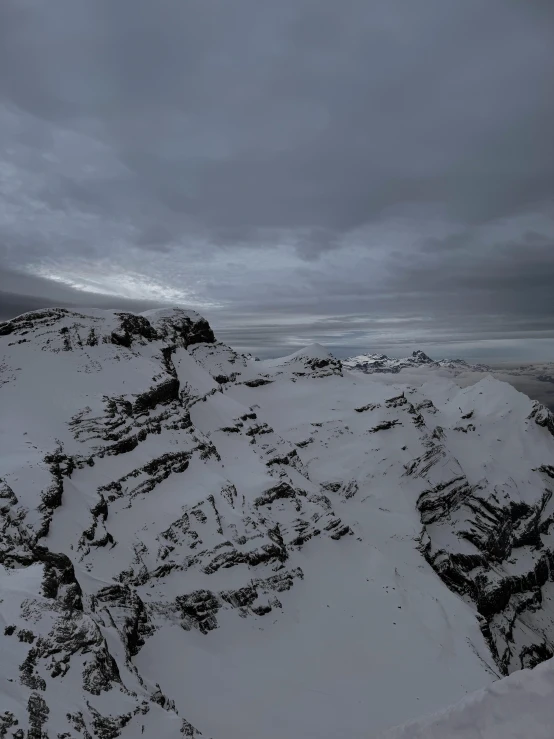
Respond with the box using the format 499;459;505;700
345;350;554;412
344;349;493;373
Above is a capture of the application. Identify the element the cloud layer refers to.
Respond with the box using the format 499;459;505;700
1;0;553;357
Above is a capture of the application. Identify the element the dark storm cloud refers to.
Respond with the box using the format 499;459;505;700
0;0;553;357
2;0;553;236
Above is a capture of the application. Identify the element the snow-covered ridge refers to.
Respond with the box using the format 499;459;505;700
344;349;492;374
379;656;554;739
2;307;554;738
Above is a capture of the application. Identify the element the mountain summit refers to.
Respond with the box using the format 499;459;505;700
344;349;492;374
2;308;554;738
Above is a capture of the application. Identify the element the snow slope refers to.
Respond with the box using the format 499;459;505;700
1;307;554;738
379;656;554;739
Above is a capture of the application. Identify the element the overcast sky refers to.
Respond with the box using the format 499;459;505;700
1;0;553;359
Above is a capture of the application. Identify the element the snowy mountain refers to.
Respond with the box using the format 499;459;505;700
343;349;492;374
2;307;554;738
344;351;554;412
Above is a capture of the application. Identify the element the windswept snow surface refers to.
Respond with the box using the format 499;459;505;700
378;656;554;739
1;307;554;737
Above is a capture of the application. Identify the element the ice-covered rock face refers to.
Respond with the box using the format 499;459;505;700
2;308;554;738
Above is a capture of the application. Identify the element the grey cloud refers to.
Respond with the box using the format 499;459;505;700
1;0;553;244
385;233;554;311
0;0;553;361
0;266;164;321
134;224;176;251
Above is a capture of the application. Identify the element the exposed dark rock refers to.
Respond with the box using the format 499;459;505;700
415;399;437;414
418;472;554;674
537;465;554;480
0;308;70;337
176;590;221;634
453;423;476;433
109;313;158;348
354;403;380;413
431;426;445;441
34;547;83;610
385;393;407;408
27;693;49;739
221;585;258;609
417;477;473;525
243;378;274;387
133;378;180;414
407;403;426;428
180;718;205;737
66;711;93;739
202;540;288;574
266;450;299;467
147;309;215;348
254;482;298;507
528;401;554;437
324;517;352;539
302;356;343;377
82;648;122;695
87;703;134;739
341;480;358;499
368;420;401;433
220;483;238;506
253;568;304;592
93;584;153;657
404;442;446;478
411;350;433;364
98;450;193;501
0;479;17;511
213;374;230;384
86;327;98;346
245;423;273;437
290;518;321;546
20;646;47;691
0;711;19;737
520;643;554;670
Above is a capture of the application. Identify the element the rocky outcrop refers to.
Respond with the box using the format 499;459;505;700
368;419;402;433
0;307;72;337
93;584;153;657
145;308;215;348
415;446;554;674
0;306;215;356
175;568;305;633
528;401;554;437
108;313;159;348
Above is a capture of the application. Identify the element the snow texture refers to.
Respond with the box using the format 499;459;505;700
1;307;554;738
378;656;554;739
